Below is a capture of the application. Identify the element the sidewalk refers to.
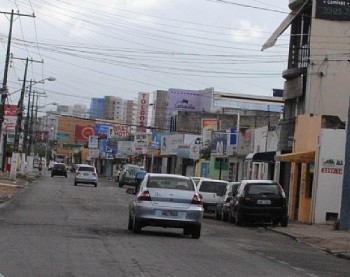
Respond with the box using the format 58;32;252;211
270;222;350;260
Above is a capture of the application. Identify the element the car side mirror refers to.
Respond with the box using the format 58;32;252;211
126;188;135;195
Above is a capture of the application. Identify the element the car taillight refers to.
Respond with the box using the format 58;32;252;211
137;191;152;202
92;173;97;177
191;193;203;205
76;172;81;177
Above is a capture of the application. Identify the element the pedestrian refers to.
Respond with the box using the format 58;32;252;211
38;162;43;175
135;167;147;193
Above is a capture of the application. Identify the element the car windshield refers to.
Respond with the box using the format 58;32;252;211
147;177;195;191
78;166;95;172
199;181;227;195
247;184;280;195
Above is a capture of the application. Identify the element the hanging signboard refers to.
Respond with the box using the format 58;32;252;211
316;0;350;21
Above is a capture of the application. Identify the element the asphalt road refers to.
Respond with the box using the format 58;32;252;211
0;172;349;277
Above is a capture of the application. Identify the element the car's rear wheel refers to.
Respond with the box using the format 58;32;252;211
191;225;201;239
119;182;123;188
94;183;97;187
215;207;221;220
74;182;77;186
228;210;235;223
222;210;228;221
133;216;142;234
236;211;244;226
280;215;288;227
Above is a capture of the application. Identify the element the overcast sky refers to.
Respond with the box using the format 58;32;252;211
1;0;291;111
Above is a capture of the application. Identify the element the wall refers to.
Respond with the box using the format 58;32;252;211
314;129;345;223
307;3;350;122
294;114;321;152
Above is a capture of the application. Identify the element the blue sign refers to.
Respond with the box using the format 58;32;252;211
94;123;112;136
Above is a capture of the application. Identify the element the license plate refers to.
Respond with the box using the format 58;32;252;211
257;199;271;205
162;210;178;217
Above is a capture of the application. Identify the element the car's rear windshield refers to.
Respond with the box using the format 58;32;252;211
55;164;65;169
78;167;95;172
199;181;227;195
147;177;195;191
247;184;280;195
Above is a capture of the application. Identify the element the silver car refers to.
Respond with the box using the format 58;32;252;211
127;173;204;239
74;165;98;187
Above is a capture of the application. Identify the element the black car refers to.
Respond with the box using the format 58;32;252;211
228;180;288;227
51;163;68;178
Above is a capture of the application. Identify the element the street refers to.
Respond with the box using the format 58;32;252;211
0;172;349;277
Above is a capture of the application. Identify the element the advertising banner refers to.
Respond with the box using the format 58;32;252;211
88;136;99;149
202;118;218;146
118;141;133;156
75;125;95;142
137;92;149;132
3;104;17;134
161;134;184;155
210;130;227;156
166;88;213;130
56;133;70;141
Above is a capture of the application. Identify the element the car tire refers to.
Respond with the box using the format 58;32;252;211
133;216;142;234
191;225;201;239
128;215;133;231
74;182;77;186
183;227;191;236
222;211;228;222
94;183;97;187
65;174;67;178
280;215;288;227
228;210;235;223
215;207;221;220
236;211;244;226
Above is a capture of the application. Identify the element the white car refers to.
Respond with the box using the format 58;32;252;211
74;165;98;187
127;173;204;238
196;178;229;213
215;182;241;221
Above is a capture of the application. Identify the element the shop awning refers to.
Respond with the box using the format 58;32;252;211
245;151;276;163
261;1;308;51
275;151;315;163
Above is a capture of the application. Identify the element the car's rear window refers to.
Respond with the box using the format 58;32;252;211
199;181;227;195
78;167;95;172
147;177;195;191
54;164;65;169
247;184;280;195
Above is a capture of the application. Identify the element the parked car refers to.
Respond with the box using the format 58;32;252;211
228;180;288;227
126;173;203;238
215;182;241;221
196;178;229;213
51;163;67;178
119;164;141;188
190;177;201;187
74;165;98;187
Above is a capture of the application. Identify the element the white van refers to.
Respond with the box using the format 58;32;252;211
196;178;229;213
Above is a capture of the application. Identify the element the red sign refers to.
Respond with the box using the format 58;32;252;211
75;125;95;142
321;168;343;174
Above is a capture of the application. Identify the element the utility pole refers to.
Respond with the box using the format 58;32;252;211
0;10;35;171
339;96;350;230
13;58;29;152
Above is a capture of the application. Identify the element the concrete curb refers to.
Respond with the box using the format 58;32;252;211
268;227;350;261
